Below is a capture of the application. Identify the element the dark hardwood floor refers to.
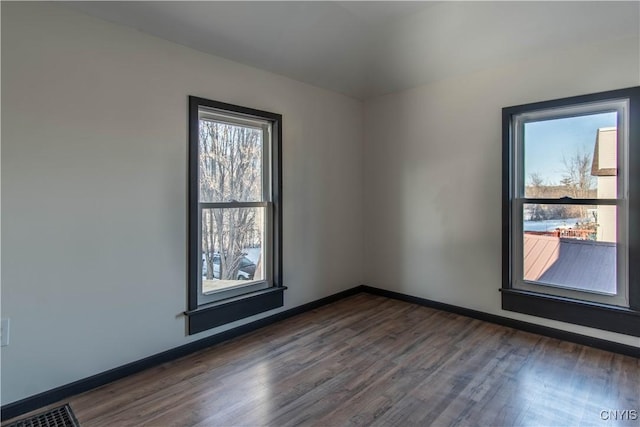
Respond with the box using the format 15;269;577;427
6;293;640;426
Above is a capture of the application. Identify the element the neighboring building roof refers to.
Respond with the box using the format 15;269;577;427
523;233;615;294
591;127;617;177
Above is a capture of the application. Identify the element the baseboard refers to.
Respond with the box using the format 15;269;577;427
361;285;640;359
1;285;364;421
5;284;637;420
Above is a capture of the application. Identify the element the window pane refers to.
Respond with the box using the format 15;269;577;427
199;120;264;202
201;207;265;293
523;112;617;199
522;203;616;294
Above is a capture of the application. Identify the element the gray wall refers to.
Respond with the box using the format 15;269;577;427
363;36;640;348
1;2;364;404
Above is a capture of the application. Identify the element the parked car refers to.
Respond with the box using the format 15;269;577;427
235;256;256;280
202;253;256;280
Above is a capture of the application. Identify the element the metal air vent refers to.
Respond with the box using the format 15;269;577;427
6;404;80;427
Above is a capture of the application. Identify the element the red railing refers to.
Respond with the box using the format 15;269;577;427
525;228;595;239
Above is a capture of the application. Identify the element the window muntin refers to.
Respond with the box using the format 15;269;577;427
510;100;628;306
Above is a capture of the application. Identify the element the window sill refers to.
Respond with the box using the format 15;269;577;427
501;288;640;337
185;286;287;335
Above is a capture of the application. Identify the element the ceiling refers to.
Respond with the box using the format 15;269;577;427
68;1;639;100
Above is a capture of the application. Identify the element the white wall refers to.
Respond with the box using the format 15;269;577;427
1;2;363;405
364;36;640;348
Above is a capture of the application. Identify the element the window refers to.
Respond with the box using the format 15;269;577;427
502;87;640;336
186;97;284;335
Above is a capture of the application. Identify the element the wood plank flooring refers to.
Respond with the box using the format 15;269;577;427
5;293;640;426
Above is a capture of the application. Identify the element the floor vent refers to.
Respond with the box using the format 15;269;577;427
6;404;80;427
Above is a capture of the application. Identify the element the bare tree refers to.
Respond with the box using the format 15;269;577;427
561;150;594;218
562;150;594;199
528;172;544;196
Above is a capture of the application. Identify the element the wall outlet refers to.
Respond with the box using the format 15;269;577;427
1;318;9;346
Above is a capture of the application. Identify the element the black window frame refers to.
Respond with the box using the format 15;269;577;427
502;87;640;337
186;96;285;335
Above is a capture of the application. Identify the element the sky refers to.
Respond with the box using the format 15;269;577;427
524;112;617;185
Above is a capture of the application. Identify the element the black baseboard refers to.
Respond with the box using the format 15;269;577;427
361;285;640;359
4;284;638;421
0;286;364;421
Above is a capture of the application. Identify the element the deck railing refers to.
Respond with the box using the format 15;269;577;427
525;228;596;240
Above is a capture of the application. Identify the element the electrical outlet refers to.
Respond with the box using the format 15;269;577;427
1;318;9;346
